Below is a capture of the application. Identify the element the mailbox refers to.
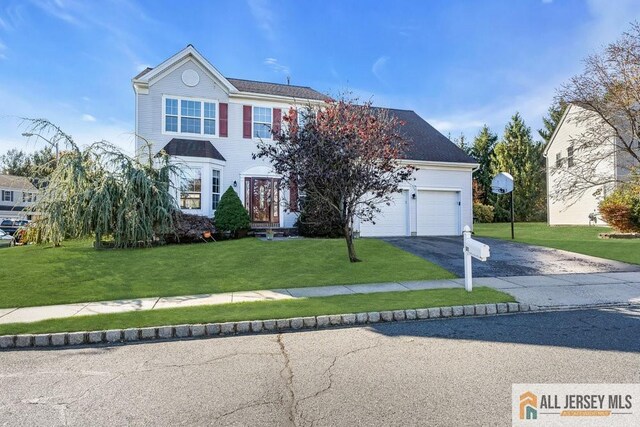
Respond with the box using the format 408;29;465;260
462;225;490;292
464;238;490;261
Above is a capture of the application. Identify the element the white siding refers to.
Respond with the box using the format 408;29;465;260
356;163;474;236
135;57;312;226
546;105;614;225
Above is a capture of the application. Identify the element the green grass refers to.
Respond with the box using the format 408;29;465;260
474;222;640;264
0;287;514;336
0;238;454;309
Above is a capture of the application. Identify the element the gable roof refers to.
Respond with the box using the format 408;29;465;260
133;45;328;101
226;78;328;101
542;103;573;157
161;139;226;161
0;174;37;191
383;108;476;164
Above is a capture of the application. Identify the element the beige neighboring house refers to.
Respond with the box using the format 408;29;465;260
544;103;637;226
0;174;38;220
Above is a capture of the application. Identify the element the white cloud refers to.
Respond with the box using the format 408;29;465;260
248;0;277;43
264;57;290;76
372;56;389;82
81;114;96;122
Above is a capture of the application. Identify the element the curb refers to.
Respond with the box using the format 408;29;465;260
0;302;537;350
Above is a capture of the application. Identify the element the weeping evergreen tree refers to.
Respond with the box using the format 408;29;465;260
491;113;546;222
25;119;179;248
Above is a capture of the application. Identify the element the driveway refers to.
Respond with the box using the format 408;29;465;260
382;236;640;277
1;308;638;425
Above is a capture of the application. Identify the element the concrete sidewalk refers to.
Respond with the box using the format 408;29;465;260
1;272;640;325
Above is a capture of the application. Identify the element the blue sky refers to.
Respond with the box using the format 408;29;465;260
1;0;639;154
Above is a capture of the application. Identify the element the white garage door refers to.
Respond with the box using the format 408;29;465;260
360;191;408;237
417;190;460;236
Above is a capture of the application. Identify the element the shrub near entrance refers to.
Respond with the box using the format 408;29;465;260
214;187;251;238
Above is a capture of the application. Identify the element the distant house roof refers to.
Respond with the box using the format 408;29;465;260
161;139;226;161
226;78;328;101
382;108;476;164
0;174;38;191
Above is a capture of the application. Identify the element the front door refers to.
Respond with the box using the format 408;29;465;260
244;177;280;225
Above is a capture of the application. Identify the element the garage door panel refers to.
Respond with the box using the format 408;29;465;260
417;190;460;236
360;192;408;237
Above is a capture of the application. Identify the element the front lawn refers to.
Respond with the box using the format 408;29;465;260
0;238;454;308
474;222;640;265
0;287;514;336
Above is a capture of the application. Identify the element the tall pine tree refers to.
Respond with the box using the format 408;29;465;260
491;113;546;222
469;125;497;205
538;100;567;144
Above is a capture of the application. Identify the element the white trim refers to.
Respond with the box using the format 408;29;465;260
229;91;327;105
401;160;479;170
211;167;223;213
252;105;273;141
162;95;219;138
132;45;237;94
543;104;572;157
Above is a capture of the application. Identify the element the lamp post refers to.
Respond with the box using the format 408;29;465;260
21;132;59;166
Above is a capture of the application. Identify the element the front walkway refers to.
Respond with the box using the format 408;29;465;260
2;272;640;325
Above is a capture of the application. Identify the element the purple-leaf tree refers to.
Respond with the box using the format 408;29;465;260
255;98;414;262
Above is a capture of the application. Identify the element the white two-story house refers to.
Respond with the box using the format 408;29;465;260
133;45;477;236
0;174;38;220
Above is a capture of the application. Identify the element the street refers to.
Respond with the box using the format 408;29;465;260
1;307;639;426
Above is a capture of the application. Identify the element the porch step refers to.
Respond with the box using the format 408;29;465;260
250;227;298;238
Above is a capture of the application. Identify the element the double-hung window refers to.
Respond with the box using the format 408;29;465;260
179;168;202;210
567;145;574;168
165;99;178;132
212;169;221;210
1;190;13;202
164;97;217;136
204;102;216;135
22;192;36;203
253;106;272;139
180;100;201;134
555;152;562;168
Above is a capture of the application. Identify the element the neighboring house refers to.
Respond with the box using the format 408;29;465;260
544;103;631;226
0;174;38;220
133;45;477;236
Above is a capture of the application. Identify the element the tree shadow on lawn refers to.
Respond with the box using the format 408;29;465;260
367;306;640;353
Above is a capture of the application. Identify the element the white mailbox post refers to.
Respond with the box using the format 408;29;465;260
462;225;490;292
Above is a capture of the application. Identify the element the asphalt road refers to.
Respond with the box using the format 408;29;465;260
382;236;640;277
1;308;639;426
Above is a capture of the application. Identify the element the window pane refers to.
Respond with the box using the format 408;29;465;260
204;119;216;135
165;116;178;132
180;169;201;209
204;102;216;119
254;123;271;138
212;194;220;210
253;107;271;123
212;169;220;210
181;100;201;118
166;98;178;115
181;117;201;134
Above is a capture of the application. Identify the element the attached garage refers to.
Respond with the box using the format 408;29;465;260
416;190;461;236
359;191;409;237
350;108;477;238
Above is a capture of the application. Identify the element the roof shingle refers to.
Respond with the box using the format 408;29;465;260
161;139;226;161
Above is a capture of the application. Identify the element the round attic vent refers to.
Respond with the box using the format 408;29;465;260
181;69;200;87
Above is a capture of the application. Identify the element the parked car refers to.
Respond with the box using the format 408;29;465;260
0;229;15;247
0;219;29;236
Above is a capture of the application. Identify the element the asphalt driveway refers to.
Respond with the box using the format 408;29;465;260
382;236;640;277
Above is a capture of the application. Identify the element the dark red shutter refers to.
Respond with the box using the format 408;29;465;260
243;105;252;139
219;103;228;137
289;175;298;212
273;108;282;135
